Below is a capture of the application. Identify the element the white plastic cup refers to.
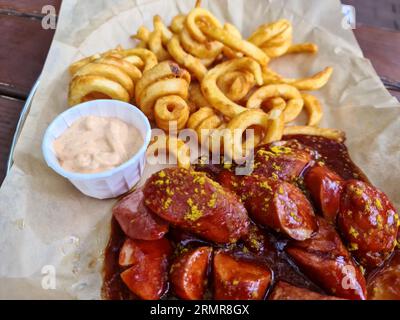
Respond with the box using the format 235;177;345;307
42;100;151;199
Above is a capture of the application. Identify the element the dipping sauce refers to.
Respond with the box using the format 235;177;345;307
53;116;143;174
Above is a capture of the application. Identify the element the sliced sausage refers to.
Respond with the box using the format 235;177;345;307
338;180;399;268
216;169;240;193
143;168;250;244
268;281;344;300
304;165;343;223
252;140;315;182
239;175;317;241
241;223;272;255
170;246;212;300
286;217;367;300
113;189;168;240
367;251;400;300
213;251;272;300
119;238;172;300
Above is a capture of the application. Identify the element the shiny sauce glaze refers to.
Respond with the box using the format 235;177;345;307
102;135;398;300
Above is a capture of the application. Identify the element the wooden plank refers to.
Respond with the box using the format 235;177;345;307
354;25;400;84
0;96;24;184
0;15;56;99
343;0;400;31
0;0;61;16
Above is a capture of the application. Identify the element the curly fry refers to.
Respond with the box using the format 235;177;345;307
96;56;142;83
286;67;333;91
286;43;318;55
224;109;283;161
246;84;304;123
153;15;173;43
187;107;216;130
120;48;158;71
73;62;134;97
248;19;293;58
68;75;130;106
132;26;150;42
149;29;171;61
170;14;186;33
135;61;190;119
180;26;223;60
201;57;263;118
69;54;101;75
188;107;225;152
196;113;224;147
186;8;269;65
122;55;145;68
154;95;190;131
222;23;243;59
167;35;208;80
217;70;255;102
262;67;333;91
189;82;210;110
264;108;285;143
135;61;190;101
69;47;123;75
302;93;323;126
141;79;189;119
186;7;223;43
147;136;191;169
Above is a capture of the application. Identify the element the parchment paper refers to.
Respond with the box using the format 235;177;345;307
0;0;399;299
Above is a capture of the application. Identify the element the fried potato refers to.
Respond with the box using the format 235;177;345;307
286;43;318;55
217;70;255;102
120;48;158;71
201;57;263;118
170;14;186;33
154;95;190;131
95;56;142;83
222;23;244;59
147;136;191;169
73;62;134;97
186;8;269;65
302;93;323;126
68;75;130;106
262;67;333;91
247;84;304;123
248;19;293;58
135;61;191;120
188;82;210;110
224;109;284;161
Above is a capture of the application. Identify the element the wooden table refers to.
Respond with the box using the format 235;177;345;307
0;0;399;184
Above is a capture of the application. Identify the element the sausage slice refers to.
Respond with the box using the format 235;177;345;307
240;175;317;241
143;168;250;244
170;246;212;300
213;251;272;300
286;217;367;300
119;238;172;300
338;180;399;268
252;140;314;181
305;165;343;223
113;189;168;240
367;251;400;300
